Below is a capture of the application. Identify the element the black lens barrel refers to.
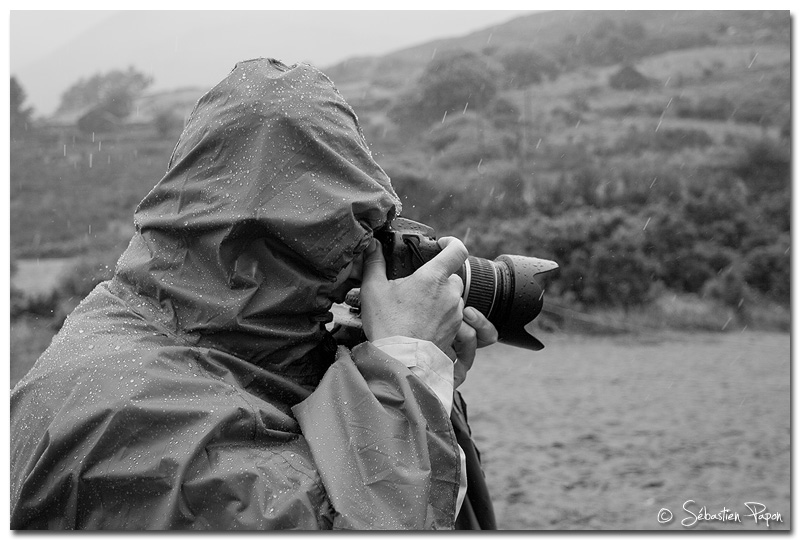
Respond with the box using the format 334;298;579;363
462;256;497;318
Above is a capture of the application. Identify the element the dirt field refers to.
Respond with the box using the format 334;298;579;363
459;331;790;530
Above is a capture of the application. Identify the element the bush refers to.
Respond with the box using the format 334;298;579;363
389;49;499;132
433;129;507;170
609;65;650;90
11;288;59;321
743;236;790;304
424;114;474;152
675;95;735;121
497;48;560;88
153;109;185;139
488;97;521;130
614;127;713;155
682;174;752;247
702;264;751;308
734;137;790;194
582;230;657;308
388;169;452;227
498;208;658;308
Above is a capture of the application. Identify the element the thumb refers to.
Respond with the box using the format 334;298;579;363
360;238;387;287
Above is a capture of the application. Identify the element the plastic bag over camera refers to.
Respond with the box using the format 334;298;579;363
9;59;464;530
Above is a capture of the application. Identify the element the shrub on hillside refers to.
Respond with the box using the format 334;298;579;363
499;208;658;308
611;127;713;155
488;97;521;130
10;287;58;321
674;95;735;121
734;136;790;194
609;65;650;90
682;174;752;248
432;128;508;170
389;49;499;133
154;109;185;139
388;169;452;226
742;236;790;304
701;263;751;308
497;48;560;88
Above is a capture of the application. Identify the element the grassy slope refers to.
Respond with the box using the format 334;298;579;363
10;133;174;258
11;12;789;258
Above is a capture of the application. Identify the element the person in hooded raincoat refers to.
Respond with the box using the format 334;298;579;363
10;58;498;530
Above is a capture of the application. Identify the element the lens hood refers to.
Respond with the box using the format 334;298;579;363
492;255;558;351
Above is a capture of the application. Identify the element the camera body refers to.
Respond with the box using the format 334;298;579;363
372;217;558;351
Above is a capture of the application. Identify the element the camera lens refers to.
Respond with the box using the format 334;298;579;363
457;255;558;351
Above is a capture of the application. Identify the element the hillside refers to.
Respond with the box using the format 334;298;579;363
328;9;791;332
325;10;788;95
11;10;791;336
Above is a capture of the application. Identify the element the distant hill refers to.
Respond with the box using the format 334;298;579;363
325;10;788;100
38;11;788;129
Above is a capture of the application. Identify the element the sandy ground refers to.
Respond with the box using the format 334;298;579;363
458;331;790;530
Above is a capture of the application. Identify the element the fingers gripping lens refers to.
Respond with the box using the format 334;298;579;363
375;217;559;352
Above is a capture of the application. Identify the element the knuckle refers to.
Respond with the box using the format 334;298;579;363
449;274;464;292
464;325;477;341
454;239;468;257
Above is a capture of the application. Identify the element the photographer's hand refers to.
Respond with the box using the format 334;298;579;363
360;236;467;356
453;307;498;388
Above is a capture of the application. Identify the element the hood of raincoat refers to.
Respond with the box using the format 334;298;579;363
115;58;400;369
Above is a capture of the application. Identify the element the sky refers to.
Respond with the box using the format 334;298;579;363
9;10;531;72
7;8;535;115
10;10;117;69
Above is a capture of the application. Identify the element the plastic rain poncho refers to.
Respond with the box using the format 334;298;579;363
10;58;493;530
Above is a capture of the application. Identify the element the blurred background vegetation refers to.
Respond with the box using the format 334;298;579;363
10;11;790;386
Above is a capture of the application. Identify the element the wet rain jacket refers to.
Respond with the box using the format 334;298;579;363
10;58;495;530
